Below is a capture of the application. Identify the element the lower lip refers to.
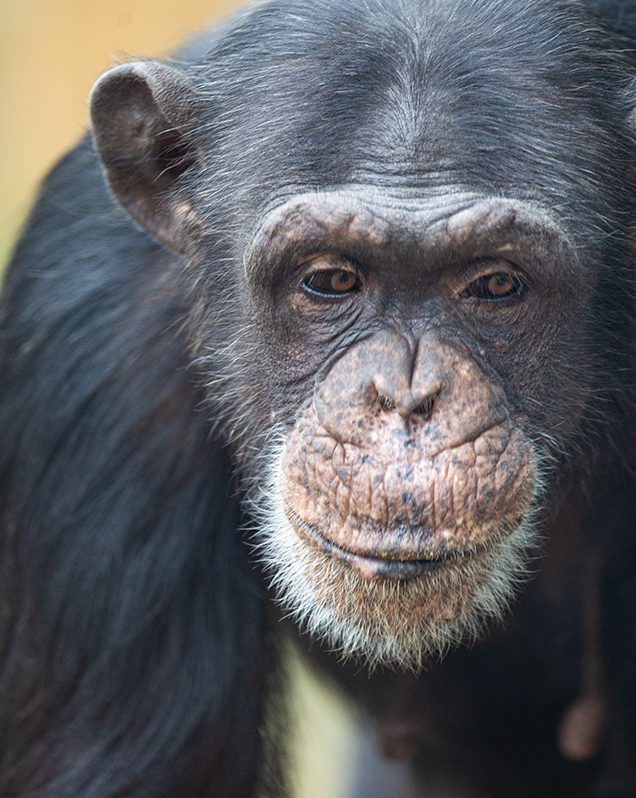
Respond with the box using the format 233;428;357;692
285;509;474;581
331;549;454;581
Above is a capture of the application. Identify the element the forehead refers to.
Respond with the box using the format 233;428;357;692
337;4;604;196
200;0;623;230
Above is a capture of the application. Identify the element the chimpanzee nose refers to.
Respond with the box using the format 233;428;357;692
313;331;448;442
373;338;442;420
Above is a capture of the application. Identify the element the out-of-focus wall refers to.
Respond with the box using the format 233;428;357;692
0;3;359;796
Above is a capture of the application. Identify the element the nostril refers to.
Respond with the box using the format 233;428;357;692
376;391;438;418
378;394;396;412
411;395;436;418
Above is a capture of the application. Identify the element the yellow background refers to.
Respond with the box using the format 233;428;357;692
1;0;242;267
0;2;359;796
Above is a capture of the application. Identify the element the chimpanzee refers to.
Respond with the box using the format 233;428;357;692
1;0;636;796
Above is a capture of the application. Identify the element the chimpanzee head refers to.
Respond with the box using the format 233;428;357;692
90;0;634;668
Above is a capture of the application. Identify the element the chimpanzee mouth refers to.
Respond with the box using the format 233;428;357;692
284;507;501;581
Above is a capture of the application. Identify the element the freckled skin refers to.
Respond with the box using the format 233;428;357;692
281;330;536;562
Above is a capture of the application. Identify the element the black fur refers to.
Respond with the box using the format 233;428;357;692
1;1;636;796
0;143;272;797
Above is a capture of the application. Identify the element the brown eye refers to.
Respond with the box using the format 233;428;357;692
301;268;361;297
466;272;526;301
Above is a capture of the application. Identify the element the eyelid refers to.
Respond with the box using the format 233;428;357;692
453;256;526;285
300;253;358;275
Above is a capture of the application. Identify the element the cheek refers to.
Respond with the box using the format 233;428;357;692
491;324;595;441
256;297;371;396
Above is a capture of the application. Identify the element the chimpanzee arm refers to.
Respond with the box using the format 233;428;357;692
0;139;271;798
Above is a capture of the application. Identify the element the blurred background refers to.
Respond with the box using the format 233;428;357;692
0;2;365;796
0;0;239;269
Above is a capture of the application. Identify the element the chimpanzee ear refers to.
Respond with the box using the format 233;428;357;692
90;62;202;253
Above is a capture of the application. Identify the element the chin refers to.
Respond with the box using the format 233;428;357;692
253;443;540;672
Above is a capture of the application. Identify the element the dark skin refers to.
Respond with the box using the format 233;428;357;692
1;1;636;796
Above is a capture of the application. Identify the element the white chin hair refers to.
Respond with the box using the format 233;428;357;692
250;439;539;672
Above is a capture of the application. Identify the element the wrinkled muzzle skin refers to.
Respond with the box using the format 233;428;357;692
260;332;538;669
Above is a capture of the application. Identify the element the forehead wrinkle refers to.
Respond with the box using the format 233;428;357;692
244;189;579;284
241;189;462;284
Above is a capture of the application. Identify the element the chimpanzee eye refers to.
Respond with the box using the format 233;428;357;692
465;272;527;301
301;268;362;298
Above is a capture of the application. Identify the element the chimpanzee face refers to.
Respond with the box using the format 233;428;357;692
89;0;629;668
241;191;590;668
